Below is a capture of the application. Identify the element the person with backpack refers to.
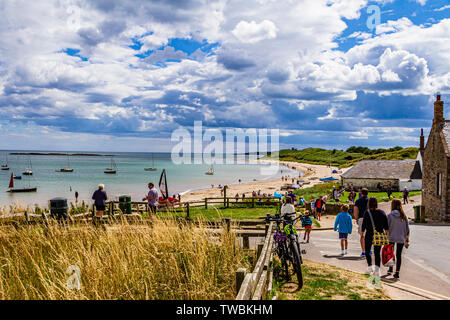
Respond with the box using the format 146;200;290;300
354;188;370;257
362;197;389;276
334;204;353;255
314;196;324;221
387;199;410;279
402;187;409;204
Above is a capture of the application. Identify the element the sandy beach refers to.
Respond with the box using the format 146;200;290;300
181;160;352;202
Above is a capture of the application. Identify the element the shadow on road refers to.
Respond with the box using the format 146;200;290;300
323;254;365;261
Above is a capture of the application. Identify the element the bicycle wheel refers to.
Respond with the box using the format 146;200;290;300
281;244;290;280
290;240;303;288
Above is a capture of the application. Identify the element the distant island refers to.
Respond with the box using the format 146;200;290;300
9;152;109;156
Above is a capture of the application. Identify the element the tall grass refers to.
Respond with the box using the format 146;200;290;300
0;217;250;300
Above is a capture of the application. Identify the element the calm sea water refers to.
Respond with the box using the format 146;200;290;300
0;151;299;207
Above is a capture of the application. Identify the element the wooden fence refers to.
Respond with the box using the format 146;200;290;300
235;220;275;300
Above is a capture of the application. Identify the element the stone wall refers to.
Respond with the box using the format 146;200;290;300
342;178;398;192
422;123;448;221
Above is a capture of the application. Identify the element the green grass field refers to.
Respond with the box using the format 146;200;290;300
266;146;419;168
294;182;421;203
157;206;278;221
271;259;390;300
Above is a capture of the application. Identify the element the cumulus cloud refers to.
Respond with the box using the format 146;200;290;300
0;0;447;150
231;20;278;44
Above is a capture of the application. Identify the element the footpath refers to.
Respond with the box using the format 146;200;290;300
301;196;450;300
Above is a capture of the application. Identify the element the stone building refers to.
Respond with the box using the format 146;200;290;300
422;95;450;222
341;160;422;192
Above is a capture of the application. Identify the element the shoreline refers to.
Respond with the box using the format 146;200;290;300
180;160;352;203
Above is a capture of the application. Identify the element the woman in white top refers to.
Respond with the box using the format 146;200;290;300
281;197;296;218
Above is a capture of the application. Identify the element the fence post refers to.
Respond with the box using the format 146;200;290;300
236;268;247;296
205;198;208;209
257;242;264;258
265;214;271;236
186;203;190;220
243;235;250;250
223;218;231;232
24;211;30;223
223;186;227;207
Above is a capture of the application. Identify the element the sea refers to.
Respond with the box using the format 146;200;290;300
0;150;300;208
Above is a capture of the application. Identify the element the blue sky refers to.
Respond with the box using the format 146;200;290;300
0;0;449;152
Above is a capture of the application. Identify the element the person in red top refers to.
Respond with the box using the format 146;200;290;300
314;196;324;221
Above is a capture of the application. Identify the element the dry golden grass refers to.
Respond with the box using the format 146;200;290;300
0;216;250;300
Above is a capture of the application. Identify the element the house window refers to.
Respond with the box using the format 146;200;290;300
437;173;442;197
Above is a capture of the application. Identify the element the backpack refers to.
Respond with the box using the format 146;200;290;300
382;244;395;267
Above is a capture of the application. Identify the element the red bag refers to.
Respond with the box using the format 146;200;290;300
382;244;395;267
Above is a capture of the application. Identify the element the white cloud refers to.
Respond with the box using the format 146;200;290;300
231;20;278;44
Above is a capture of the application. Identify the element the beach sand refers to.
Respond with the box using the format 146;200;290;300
181;160;352;202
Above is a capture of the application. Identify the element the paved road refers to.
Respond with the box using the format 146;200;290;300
301;226;450;298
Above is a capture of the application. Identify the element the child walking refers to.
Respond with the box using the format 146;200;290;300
334;204;353;255
300;211;313;243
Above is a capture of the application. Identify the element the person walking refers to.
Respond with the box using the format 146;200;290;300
402;187;409;204
143;182;159;215
314;196;324;221
301;211;313;243
334;204;353;255
387;199;410;279
235;193;239;203
387;184;393;200
362;197;389;276
92;184;107;224
75;190;79;203
354;188;369;257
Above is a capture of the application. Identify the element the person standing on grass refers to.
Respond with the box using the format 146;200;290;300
362;197;389;276
402;187;409;204
354;188;369;257
387;184;393;200
143;182;159;215
314;195;324;221
334;204;353;255
301;211;313;243
387;199;410;279
92;184;107;223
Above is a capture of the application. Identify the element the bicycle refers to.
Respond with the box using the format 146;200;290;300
266;213;305;288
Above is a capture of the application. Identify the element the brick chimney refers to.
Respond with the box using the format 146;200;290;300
433;93;444;124
420;128;424;153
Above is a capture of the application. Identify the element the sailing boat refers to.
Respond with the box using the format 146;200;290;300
22;156;33;175
104;156;117;174
57;154;74;172
1;153;9;170
7;172;37;193
144;153;157;171
205;164;214;175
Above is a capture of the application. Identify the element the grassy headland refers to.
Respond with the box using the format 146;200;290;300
294;182;421;203
266;146;419;168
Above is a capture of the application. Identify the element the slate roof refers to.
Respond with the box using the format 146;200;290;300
341;160;422;180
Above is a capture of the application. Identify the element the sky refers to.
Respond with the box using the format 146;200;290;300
0;0;449;152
